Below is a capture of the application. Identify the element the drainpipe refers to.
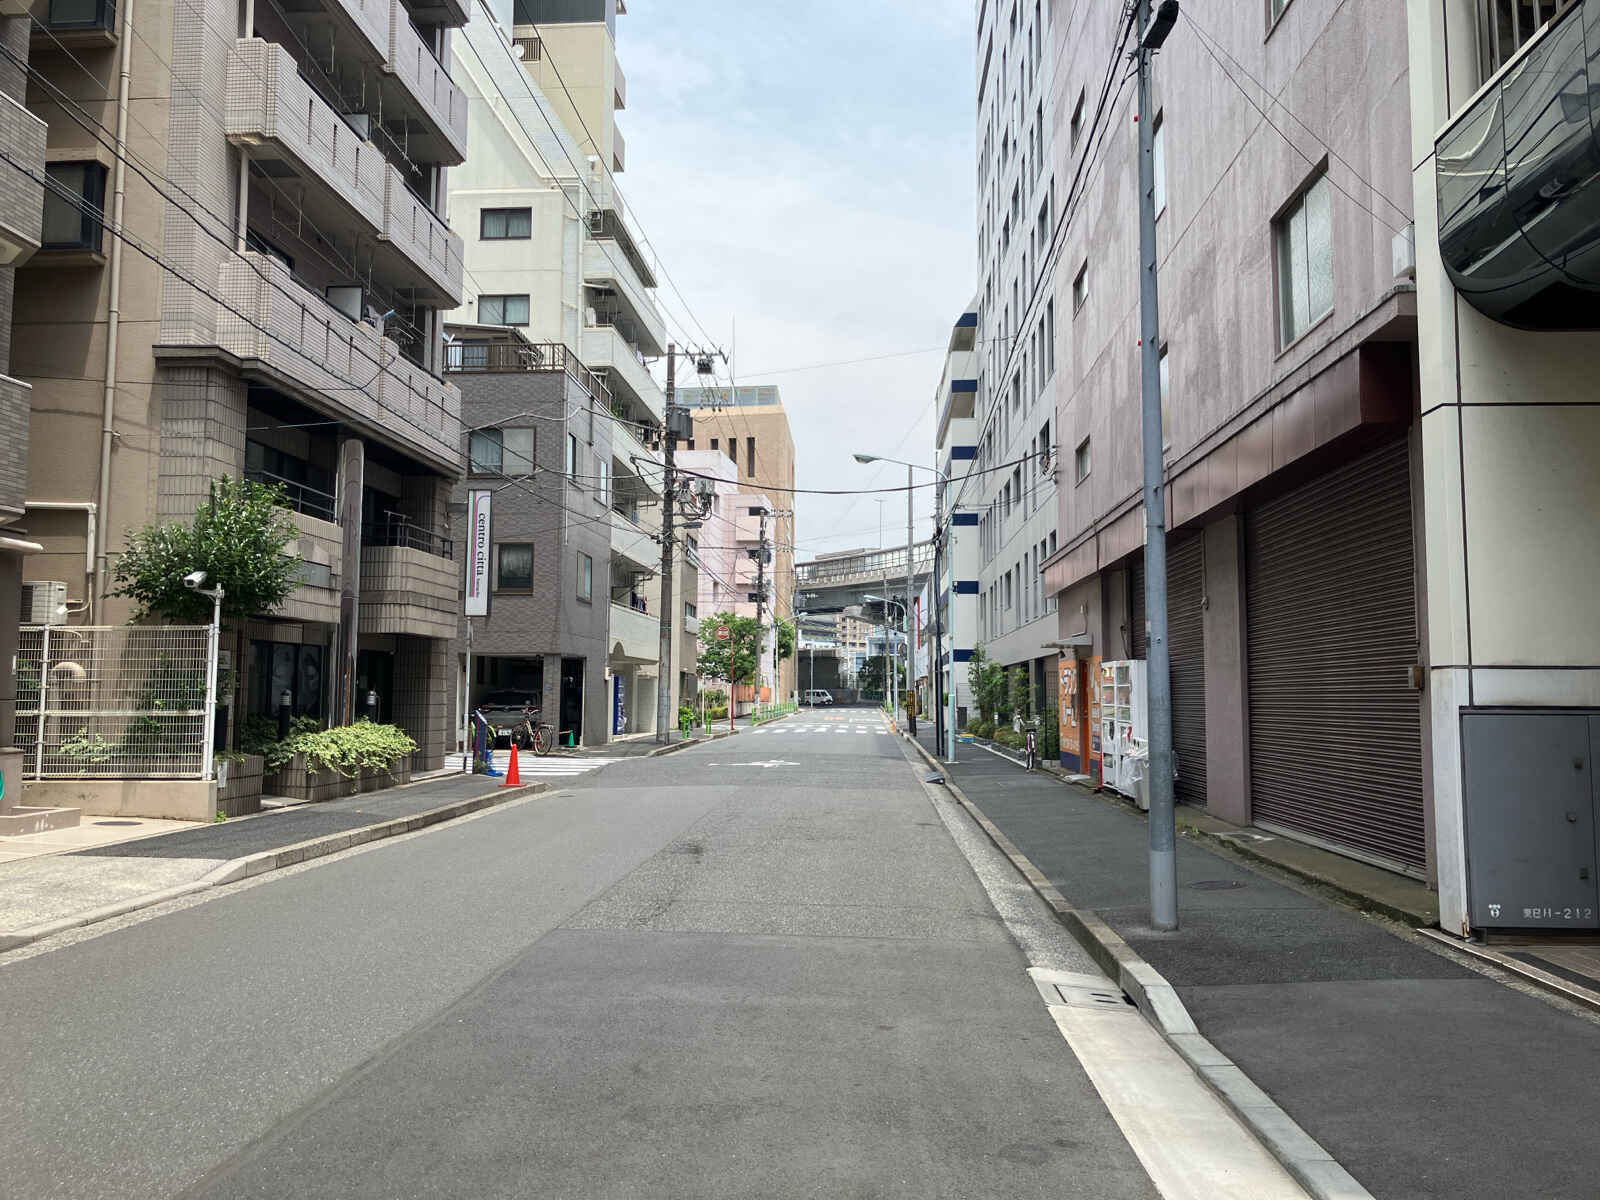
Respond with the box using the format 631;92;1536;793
23;501;96;600
93;0;136;623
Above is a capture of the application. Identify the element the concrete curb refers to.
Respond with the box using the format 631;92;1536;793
907;736;1374;1200
0;782;550;956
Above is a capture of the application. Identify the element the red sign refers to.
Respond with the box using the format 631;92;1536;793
716;624;731;641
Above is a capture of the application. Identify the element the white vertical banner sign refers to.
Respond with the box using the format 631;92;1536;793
465;489;492;617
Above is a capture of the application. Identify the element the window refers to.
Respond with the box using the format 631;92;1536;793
1275;173;1333;346
480;207;532;239
1483;0;1579;75
469;427;535;475
1268;0;1292;23
746;436;756;477
1045;298;1055;376
477;294;530;326
567;432;580;478
594;455;608;502
495;543;534;592
1074;436;1091;483
42;161;107;251
1069;90;1085;151
1152;111;1167;216
1073;261;1089;312
576;551;593;603
710;437;719;450
684;601;698;620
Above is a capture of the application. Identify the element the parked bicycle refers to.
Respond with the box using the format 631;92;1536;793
509;705;556;756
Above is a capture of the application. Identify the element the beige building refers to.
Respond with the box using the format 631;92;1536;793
681;384;798;702
14;0;469;766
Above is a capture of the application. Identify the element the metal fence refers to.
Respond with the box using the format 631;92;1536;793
14;625;214;780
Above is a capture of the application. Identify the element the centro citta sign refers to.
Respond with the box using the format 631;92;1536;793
465;489;492;617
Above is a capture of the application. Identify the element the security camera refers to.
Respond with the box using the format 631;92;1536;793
183;570;207;590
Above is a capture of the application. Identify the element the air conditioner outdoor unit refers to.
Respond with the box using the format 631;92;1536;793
22;580;68;625
325;285;364;322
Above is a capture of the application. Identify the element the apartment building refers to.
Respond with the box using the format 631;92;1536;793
676;448;775;711
449;3;687;738
0;9;45;810
933;303;980;727
1408;0;1600;936
1039;2;1421;865
680;384;798;703
970;0;1062;726
15;0;469;766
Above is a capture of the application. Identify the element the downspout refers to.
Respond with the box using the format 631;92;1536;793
93;0;136;622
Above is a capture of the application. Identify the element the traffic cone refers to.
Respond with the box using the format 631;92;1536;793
503;742;521;787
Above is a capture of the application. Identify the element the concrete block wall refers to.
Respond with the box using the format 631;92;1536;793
276;510;342;625
360;545;456;640
394;634;449;769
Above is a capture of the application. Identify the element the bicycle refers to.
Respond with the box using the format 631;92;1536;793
509;706;556;756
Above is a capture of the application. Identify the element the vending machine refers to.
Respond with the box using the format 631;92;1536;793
1097;659;1149;800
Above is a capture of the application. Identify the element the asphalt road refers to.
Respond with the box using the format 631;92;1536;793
0;709;1281;1198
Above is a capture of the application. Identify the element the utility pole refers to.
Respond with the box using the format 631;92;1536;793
904;463;916;737
1138;0;1180;931
653;344;678;744
754;506;768;709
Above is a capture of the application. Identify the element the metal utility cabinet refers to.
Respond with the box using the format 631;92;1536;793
1462;711;1600;930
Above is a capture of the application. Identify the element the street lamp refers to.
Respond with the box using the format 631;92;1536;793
183;570;225;782
853;453;955;763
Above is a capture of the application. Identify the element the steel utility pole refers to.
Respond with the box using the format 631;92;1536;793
1138;0;1180;931
904;464;916;736
754;506;768;709
653;344;678;743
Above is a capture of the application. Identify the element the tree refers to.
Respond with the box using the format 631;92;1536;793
775;618;796;662
1007;665;1032;725
859;653;902;696
967;645;1008;723
111;477;301;623
697;612;762;689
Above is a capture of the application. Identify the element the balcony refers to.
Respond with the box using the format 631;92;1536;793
582;324;665;423
609;601;660;664
400;0;469;28
192;251;461;472
226;40;387;231
1437;0;1600;327
610;419;662;496
274;509;341;625
0;91;45;266
611;510;658;574
584;239;666;356
360;543;457;640
379;165;463;305
614;59;626;110
383;0;468;165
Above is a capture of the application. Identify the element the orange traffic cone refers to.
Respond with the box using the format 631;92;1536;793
503;742;521;787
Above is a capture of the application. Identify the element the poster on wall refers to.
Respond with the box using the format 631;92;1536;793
465;489;492;618
612;674;627;736
1058;659;1076;767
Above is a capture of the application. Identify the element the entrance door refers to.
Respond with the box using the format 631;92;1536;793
561;657;585;744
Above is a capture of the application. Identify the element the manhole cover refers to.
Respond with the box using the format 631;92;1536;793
1189;879;1246;891
94;820;140;827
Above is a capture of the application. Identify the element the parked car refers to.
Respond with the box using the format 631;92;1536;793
804;689;834;706
477;690;542;747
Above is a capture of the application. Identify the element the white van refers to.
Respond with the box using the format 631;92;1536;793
803;689;834;706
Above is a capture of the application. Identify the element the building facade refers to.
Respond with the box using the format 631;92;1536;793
969;0;1062;727
933;304;980;727
0;8;45;808
681;384;798;703
17;0;469;767
1037;0;1422;868
449;3;689;739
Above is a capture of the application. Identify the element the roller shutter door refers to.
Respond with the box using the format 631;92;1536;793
1167;536;1207;808
1127;536;1207;807
1245;439;1425;873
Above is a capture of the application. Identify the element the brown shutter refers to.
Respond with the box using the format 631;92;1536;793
1245;438;1425;873
1168;535;1207;808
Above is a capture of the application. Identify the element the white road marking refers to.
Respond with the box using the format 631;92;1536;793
445;752;617;780
707;760;800;769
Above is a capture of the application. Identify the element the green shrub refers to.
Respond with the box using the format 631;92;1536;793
238;714;322;771
290;720;417;777
678;705;695;734
993;726;1024;749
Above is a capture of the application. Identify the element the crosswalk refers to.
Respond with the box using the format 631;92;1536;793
753;723;895;736
445;751;618;780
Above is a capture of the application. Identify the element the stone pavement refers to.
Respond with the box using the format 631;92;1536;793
916;728;1600;1200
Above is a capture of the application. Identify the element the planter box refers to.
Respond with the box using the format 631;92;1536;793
217;753;265;818
270;754;358;804
357;759;411;793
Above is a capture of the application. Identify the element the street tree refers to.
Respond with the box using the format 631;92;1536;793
111;477;301;624
697;612;761;690
775;618;796;661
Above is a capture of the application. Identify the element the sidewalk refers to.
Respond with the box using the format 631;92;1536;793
915;728;1600;1200
0;774;541;951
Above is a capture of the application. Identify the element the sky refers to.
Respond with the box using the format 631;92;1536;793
617;0;977;564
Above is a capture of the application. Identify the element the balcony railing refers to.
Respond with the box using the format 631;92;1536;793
444;339;613;407
381;164;463;304
362;516;454;559
583;240;666;356
1480;0;1579;77
387;0;468;163
246;466;337;522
